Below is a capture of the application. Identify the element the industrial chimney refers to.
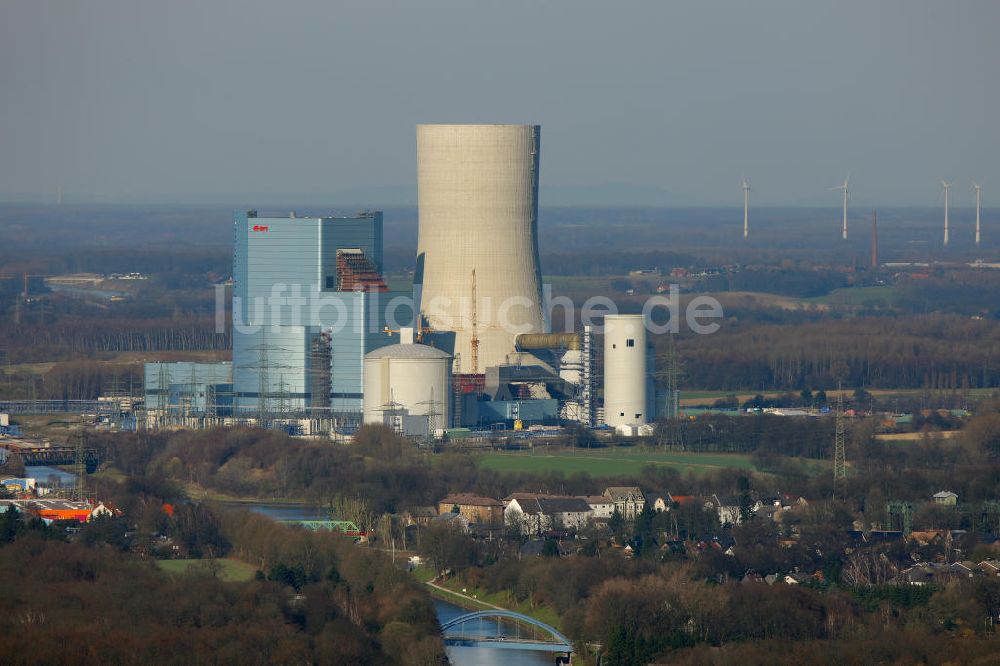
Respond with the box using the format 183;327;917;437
871;210;879;271
415;124;545;373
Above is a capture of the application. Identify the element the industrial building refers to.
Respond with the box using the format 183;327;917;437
142;210;412;431
139;124;659;440
603;314;653;430
362;328;451;437
233;209;407;416
143;362;234;419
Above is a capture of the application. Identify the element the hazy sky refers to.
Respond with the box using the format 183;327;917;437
1;1;996;206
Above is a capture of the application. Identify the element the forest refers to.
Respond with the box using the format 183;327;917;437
0;483;447;665
670;313;1000;390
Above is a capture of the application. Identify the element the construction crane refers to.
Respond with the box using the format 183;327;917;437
470;269;479;374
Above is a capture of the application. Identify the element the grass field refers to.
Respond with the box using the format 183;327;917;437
156;558;257;582
476;447;754;477
804;285;896;306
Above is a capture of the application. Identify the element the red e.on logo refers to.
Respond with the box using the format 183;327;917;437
252;225;269;232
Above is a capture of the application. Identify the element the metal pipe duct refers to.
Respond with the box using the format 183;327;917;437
516;333;580;351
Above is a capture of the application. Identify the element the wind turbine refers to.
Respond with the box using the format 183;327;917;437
741;177;750;239
973;182;982;246
832;177;849;240
942;180;951;246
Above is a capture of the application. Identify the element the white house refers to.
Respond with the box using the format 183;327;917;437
505;496;593;534
603;487;646;519
932;491;958;506
707;494;743;526
581;495;615;519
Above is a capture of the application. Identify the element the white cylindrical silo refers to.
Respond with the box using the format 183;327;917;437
363;343;452;432
415;124;544;374
603;314;648;427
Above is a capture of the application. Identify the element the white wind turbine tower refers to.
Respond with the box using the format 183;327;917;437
973;182;982;246
942;180;951;246
741;177;750;239
832;177;849;240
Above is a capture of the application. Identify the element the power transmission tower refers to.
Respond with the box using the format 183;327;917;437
653;336;684;448
157;363;170;426
418;386;441;440
275;374;290;417
379;389;405;435
833;389;847;502
71;431;87;502
238;332;294;426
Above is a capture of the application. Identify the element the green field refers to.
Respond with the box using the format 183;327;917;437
804;285;896;306
156;558;257;582
476;447;755;477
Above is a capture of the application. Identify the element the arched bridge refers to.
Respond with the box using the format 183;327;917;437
441;610;573;654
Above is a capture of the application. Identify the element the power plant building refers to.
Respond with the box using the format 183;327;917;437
603;315;650;429
143;362;234;415
362;331;452;436
232;210;408;415
415;124;545;373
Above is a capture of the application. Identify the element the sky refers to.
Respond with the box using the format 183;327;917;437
0;1;997;206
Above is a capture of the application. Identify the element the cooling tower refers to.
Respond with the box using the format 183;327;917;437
416;124;544;373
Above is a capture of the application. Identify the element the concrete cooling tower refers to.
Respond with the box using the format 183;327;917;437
416;124;544;374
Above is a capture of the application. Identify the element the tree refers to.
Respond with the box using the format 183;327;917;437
608;509;626;541
419;522;475;575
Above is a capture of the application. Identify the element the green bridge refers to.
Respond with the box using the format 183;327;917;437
281;519;366;538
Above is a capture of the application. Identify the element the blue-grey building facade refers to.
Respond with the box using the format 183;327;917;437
232;210;409;415
143;362;234;415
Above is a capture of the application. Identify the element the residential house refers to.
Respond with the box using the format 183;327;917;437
582;495;615;519
505;496;593;534
604;487;645;519
437;494;504;525
950;561;976;578
933;491;958;506
403;506;438;527
707;494;743;526
652;496;671;512
668;495;698;509
977;560;1000;577
643;493;669;512
431;511;470;532
756;504;781;521
539;497;593;531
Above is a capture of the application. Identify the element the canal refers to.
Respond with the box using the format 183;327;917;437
25;465;76;488
167;500;566;663
208;501;331;522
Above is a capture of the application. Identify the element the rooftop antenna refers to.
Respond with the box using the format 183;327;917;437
942;180;951;246
741;177;750;239
832;176;849;240
973;182;982;246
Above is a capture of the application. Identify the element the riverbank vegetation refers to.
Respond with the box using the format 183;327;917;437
0;475;448;665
